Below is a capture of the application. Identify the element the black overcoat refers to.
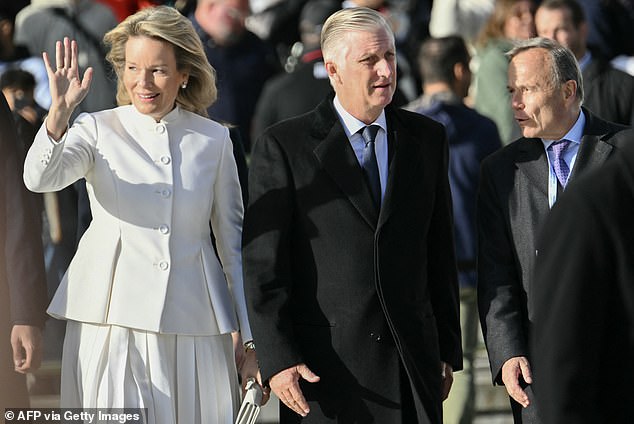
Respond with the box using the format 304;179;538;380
243;96;462;423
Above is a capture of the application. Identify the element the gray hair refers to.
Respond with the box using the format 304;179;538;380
507;37;584;104
320;7;394;65
104;6;216;117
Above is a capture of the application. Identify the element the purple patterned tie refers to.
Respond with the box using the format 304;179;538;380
550;139;571;187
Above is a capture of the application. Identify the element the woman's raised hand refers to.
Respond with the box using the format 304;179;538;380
42;37;94;139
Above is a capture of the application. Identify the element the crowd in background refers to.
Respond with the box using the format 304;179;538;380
1;0;634;423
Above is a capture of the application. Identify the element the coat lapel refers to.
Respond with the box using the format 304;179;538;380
515;139;549;197
569;109;617;181
378;110;414;229
312;100;379;228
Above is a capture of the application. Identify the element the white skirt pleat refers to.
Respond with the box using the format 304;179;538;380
60;321;240;424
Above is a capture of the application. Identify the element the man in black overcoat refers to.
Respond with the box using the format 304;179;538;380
0;93;47;408
243;6;462;424
531;135;634;424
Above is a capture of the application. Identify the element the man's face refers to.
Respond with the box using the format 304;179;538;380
508;48;572;140
535;7;586;59
326;28;397;124
196;0;249;46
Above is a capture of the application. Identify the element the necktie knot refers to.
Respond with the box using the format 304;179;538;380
550;139;571;157
362;125;380;147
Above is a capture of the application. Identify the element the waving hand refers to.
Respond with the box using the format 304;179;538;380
42;37;94;140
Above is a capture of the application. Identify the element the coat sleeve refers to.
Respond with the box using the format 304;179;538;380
23;114;95;193
477;157;528;383
242;132;304;382
211;128;252;342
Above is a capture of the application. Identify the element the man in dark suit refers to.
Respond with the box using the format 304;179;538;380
477;37;631;424
0;93;47;408
531;135;634;424
243;7;462;423
535;0;634;127
405;35;501;424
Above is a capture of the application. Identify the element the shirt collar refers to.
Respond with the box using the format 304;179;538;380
333;95;387;139
541;109;585;149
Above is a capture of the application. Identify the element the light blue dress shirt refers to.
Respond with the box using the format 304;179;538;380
541;110;586;207
333;96;389;202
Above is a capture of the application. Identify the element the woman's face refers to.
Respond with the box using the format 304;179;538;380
504;0;536;40
123;36;189;121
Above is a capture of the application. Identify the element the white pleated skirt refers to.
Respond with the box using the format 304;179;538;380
60;321;240;424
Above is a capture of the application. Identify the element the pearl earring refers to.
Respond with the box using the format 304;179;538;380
181;82;187;89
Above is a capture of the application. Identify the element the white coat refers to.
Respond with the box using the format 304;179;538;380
24;105;252;340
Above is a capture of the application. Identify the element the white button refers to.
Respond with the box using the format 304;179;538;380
159;224;169;234
160;189;171;197
156;124;166;134
160;156;171;165
158;261;169;271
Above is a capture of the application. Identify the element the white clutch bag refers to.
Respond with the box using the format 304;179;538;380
235;378;263;424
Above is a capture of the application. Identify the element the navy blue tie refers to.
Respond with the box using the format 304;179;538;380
361;125;381;208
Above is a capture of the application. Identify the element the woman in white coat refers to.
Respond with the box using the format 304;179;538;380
23;6;265;423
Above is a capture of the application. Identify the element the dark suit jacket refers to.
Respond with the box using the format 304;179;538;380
477;108;631;384
0;94;47;408
532;134;634;424
243;96;462;423
583;55;634;127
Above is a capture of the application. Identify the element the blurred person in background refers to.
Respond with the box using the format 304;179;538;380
535;0;634;127
14;0;118;118
251;0;337;141
473;0;536;145
190;0;280;152
0;6;51;110
1;68;77;368
0;92;48;411
405;35;502;424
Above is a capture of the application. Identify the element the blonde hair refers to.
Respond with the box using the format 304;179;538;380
320;7;394;65
476;0;533;48
104;6;216;117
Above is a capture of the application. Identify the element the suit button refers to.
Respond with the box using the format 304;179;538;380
158;261;169;271
160;156;171;165
156;124;166;134
159;224;169;234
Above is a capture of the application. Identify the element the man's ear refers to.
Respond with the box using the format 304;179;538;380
325;61;340;84
562;80;577;103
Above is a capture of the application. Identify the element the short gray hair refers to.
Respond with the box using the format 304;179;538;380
507;37;584;104
320;7;394;65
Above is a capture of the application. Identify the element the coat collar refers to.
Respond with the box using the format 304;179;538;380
311;97;410;230
515;107;619;193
